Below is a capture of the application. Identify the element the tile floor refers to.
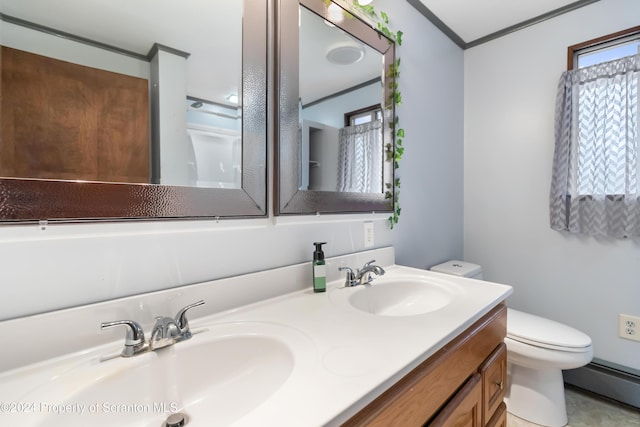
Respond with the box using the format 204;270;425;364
506;387;640;427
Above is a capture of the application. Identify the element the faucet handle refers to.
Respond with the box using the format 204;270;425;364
363;259;376;268
338;266;356;286
175;300;205;339
101;320;146;357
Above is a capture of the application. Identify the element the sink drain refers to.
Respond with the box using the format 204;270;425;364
165;412;188;427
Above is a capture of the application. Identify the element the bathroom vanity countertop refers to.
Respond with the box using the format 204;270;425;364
210;265;512;426
0;259;512;427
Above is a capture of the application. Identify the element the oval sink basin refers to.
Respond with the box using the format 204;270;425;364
8;322;315;427
332;275;463;317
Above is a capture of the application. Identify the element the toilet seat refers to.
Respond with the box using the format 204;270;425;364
507;308;592;353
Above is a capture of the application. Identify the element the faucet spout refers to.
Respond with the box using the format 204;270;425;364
150;317;181;350
340;260;385;287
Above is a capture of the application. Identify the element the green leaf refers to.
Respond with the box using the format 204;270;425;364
397;128;405;138
354;3;377;18
396;30;403;45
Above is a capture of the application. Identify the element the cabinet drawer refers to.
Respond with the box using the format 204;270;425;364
480;343;507;424
485;402;507;427
428;373;483;427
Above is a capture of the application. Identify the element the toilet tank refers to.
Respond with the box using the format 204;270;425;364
430;260;483;280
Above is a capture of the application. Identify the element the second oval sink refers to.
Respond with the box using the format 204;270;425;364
332;274;464;317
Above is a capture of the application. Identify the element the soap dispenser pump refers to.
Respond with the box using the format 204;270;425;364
312;242;327;293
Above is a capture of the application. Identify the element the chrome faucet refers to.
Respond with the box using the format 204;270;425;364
150;300;205;350
150;316;182;350
101;300;205;357
339;260;386;287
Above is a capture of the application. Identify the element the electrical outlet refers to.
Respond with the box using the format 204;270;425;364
363;221;374;248
619;314;640;342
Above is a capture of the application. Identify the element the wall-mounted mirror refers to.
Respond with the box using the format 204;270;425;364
275;0;395;215
0;0;267;222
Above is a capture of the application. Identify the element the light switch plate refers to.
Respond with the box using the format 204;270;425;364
363;221;374;248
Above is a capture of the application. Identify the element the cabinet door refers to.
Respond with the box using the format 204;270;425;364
428;374;482;427
485;402;506;427
480;343;507;424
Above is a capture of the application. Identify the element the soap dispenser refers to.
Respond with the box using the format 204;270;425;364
312;242;327;293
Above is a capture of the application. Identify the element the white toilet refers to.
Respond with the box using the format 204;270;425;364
430;260;593;427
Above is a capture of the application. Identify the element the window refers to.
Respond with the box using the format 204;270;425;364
568;26;640;70
344;104;382;127
550;27;640;237
338;104;384;193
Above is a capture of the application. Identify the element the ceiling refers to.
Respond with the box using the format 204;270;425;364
408;0;601;48
300;5;382;105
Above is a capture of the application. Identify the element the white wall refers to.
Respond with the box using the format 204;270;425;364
302;81;380;129
464;0;640;370
1;21;148;79
0;1;464;320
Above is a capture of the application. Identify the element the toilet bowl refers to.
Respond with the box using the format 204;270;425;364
430;261;593;427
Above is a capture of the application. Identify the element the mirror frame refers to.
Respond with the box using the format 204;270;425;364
0;0;267;223
275;0;396;215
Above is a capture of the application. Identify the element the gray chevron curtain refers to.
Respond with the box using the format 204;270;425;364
550;54;640;237
337;120;383;193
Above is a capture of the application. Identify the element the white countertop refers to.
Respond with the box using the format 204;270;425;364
0;249;512;427
209;265;512;426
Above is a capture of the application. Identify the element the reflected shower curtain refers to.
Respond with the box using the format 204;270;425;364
550;54;640;237
337;120;383;193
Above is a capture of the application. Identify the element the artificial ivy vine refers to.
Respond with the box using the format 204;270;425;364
350;1;405;228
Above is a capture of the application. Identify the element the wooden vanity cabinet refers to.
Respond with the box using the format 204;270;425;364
429;373;483;427
480;343;507;425
485;403;507;427
343;303;507;427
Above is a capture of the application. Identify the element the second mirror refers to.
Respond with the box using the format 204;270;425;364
276;0;396;215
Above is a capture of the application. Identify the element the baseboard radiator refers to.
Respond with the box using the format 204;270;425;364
563;358;640;409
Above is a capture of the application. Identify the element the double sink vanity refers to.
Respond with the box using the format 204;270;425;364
0;247;512;426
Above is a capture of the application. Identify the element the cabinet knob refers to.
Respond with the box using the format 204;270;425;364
493;380;504;390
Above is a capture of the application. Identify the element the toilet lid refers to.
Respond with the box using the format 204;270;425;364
507;308;592;351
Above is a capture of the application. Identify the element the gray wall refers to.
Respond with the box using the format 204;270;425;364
0;1;464;320
464;0;640;370
383;0;465;269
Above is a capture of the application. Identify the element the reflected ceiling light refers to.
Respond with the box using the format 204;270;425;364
357;0;373;4
327;3;343;23
326;42;365;65
226;94;239;104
